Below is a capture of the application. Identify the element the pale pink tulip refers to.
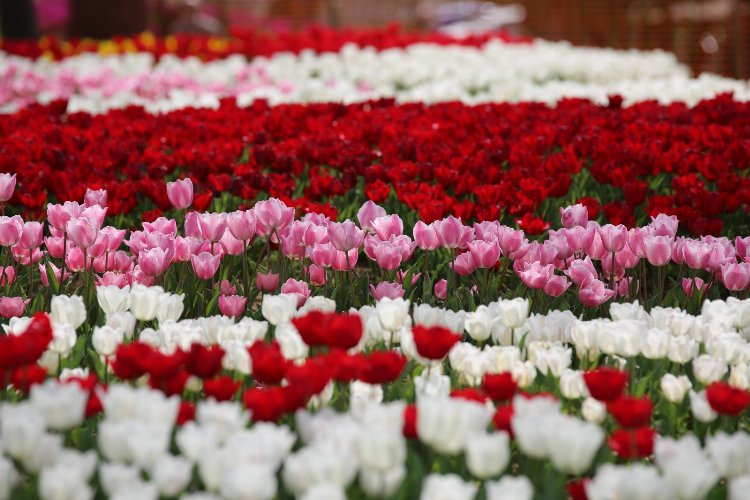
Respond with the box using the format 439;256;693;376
327;220;364;252
197;213;228;243
254;198;294;236
370;282;405;300
219;295;247;318
256;272;280;292
0;296;28;318
84;188;108;208
559;203;588;229
227;209;256;242
0;173;16;203
0;215;23;246
434;216;473;249
166;178;194;210
468;240;500;269
357;201;387;232
578;279;616;307
280;278;311;306
413;221;440;250
371;215;403;240
190;251;221;280
598;224;628;253
644;235;673;266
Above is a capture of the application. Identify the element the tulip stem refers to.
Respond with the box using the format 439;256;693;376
242;240;249;295
28;249;33;294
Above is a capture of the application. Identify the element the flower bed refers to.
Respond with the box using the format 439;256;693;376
2;98;750;235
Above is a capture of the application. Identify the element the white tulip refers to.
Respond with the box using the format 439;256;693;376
97;285;131;314
660;373;692;404
129;285;164;322
640;328;670;359
420;474;477;500
359;465;406;498
261;293;298;325
219;463;277;500
582;397;607;424
376;297;411;332
92;325;124;357
692;354;728;385
417;397;492;455
29;380;87;431
486;475;534;500
559;369;589;399
156;293;185;323
464;305;497;342
465;432;510;479
689;390;718;423
106;311;136;339
495;297;529;330
50;294;86;329
150;454;192;497
49;323;77;356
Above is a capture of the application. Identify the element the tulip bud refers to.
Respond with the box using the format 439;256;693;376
660;374;692;404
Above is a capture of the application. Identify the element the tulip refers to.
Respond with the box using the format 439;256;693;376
226;209;256;241
660;374;692;404
218;295;247;318
0;173;16;203
413;221;440;250
649;213;679;238
371;214;403;240
563;225;596;254
129;284;164;322
516;261;554;289
434;279;447;300
327;220;364;253
84;188;108;208
543;274;572;297
96;285;131;315
370;282;405;301
254;198;294;236
468;240;500;269
307;264;326;286
0;265;14;286
256;272;280;293
166;178;194;210
486;476;534;500
190;251;221;280
18;221;43;250
579;279;615;307
357;200;387;232
66;217;99;249
138;248;170;277
0;296;28;318
434;216;473;249
559;203;588;229
682;277;708;297
736;236;750;262
197;213;227;243
598;224;628;253
96;271;129;288
260;293;298;325
721;262;750;291
643;235;672;266
280;278;311;306
0;216;22;247
452;251;476;276
466;432;510;479
92;325;125;357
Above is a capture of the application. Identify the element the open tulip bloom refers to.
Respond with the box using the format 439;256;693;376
4;25;750;500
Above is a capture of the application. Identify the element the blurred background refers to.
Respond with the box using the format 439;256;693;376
0;0;748;78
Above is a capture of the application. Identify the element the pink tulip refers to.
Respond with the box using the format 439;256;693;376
369;240;402;270
256;272;280;292
0;173;16;203
254;198;294;236
0;215;23;246
543;275;572;297
0;266;14;286
84;188;108;208
143;217;178;237
370;282;405;300
109;251;134;273
434;216;473;249
174;236;210;262
19;221;43;250
357;201;387;232
371;215;403;240
88;233;110;259
397;270;421;286
615;245;640;269
220;280;237;296
219;295;247;318
100;226;127;251
281;230;306;260
644;235;672;266
332;248;359;271
649;213;678;238
184;212;202;239
166;178;194;210
706;243;731;274
600;256;625;282
473;221;501;243
190;251;221;280
327;220;364;252
47;201;83;231
672;237;687;265
565;257;598;286
721;263;750;291
308;264;326;286
683;240;711;270
310;242;336;268
627;227;647;258
139;248;170;277
468;240;500;269
44;236;65;258
66;217;99;249
0;296;28;318
227;210;256;242
434;279;448;300
452;251;477;276
559;203;588;229
682;277;708;297
219;230;245;256
586;229;610;260
12;244;44;265
579;278;616;307
96;272;129;288
65;247;87;272
615;277;635;298
81;205;107;227
563;225;596;254
197;213;228;243
413;221;440;250
547;231;573;261
280;278;311;306
598;224;628;253
516;261;554;289
127;267;155;287
736;236;750;262
39;262;67;286
498;226;527;256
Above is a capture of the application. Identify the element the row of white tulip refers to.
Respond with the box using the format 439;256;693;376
3;39;748;114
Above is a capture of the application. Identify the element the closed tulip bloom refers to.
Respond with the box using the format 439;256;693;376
413;221;440;250
197;213;227;243
173;236;209;262
452;251;477;276
735;236;750;262
661;374;692;404
598;224;628;253
357;200;387;232
84;188;108;208
543;275;572;297
92;325;124;357
434;279;448;300
66;217;99;249
649;213;679;238
191;251;221;280
563;225;596;254
166;178;194;210
682;277;708;297
0;173;16;203
643;235;672;266
516;261;554;289
138;248;170;277
19;221;43;250
50;294;87;329
254;198;294;236
226;209;256;241
219;295;247;318
683;240;712;270
327;220;364;252
256;272;280;292
559;203;588;229
280;278;311;306
0;296;28;318
466;432;510;479
97;285;131;315
468;240;500;269
721;262;750;291
434;216;473;249
0;216;23;247
47;201;83;231
371;215;403;240
370;282;405;301
370;240;403;270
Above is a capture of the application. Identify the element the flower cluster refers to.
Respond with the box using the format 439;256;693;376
0;38;712;114
3;97;750;234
